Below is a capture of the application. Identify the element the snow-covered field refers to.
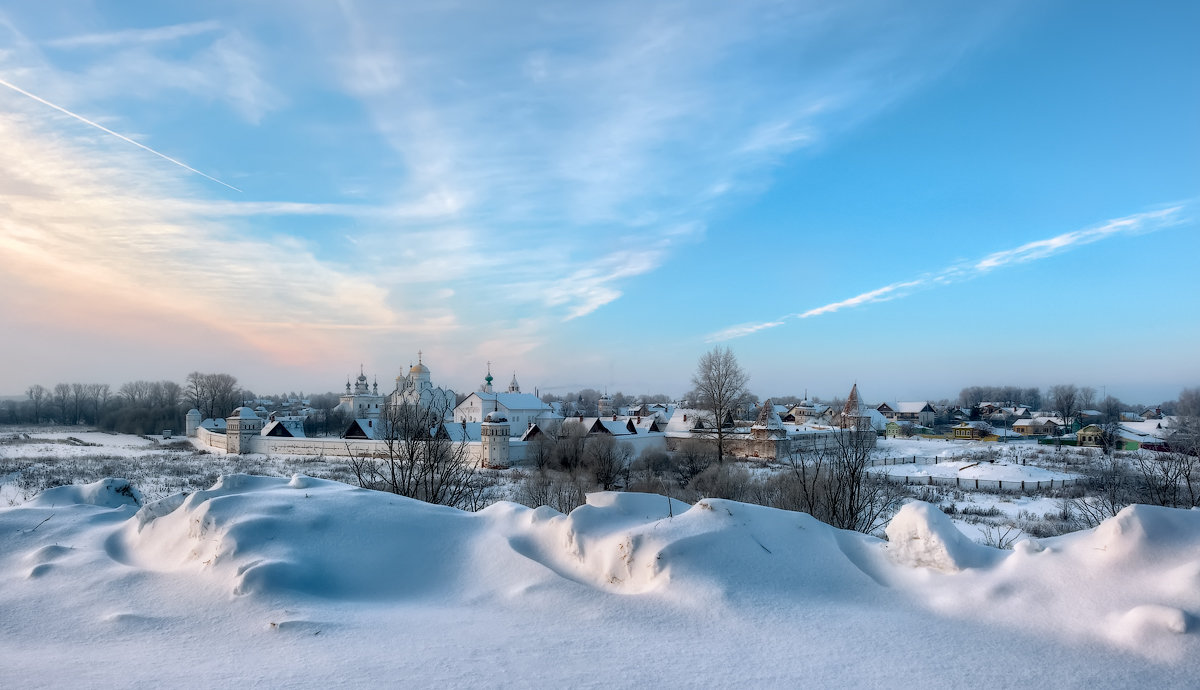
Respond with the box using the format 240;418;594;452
2;474;1198;687
3;429;1197;686
868;459;1077;483
0;429;356;507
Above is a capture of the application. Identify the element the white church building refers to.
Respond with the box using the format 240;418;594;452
453;366;561;434
335;352;457;421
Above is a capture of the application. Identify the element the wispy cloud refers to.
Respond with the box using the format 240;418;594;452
0;2;1035;388
0;109;456;367
706;206;1186;342
45;21;222;49
316;0;1013;320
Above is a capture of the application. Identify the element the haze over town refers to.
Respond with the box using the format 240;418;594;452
0;1;1196;403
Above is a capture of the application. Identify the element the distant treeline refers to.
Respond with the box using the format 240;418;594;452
0;373;347;437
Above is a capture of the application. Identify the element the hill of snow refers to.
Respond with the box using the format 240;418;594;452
2;475;1198;686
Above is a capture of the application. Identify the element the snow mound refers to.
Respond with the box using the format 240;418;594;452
114;474;485;600
113;477;892;605
5;472;1200;682
886;501;1004;572
29;478;143;509
489;491;890;603
1116;604;1192;636
1076;503;1200;562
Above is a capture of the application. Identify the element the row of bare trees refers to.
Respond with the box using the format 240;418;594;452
19;383;112;425
2;372;247;435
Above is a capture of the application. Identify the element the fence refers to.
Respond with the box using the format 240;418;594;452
868;455;949;467
865;455;1082;492
878;474;1081;492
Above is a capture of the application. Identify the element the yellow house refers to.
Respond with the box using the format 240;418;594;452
952;422;988;440
1077;424;1104;447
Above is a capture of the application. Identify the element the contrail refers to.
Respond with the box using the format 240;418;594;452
705;205;1186;342
0;76;242;192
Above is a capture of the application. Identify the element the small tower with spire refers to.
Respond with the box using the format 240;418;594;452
598;389;613;417
507;372;520;393
480;400;510;468
751;399;786;441
840;383;864;429
481;362;494;393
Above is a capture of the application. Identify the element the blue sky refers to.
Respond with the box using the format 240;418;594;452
0;0;1195;405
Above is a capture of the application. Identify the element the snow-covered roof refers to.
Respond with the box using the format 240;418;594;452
894;401;936;413
1015;417;1064;427
594;419;636;436
441;422;482;443
1120;418;1176;440
753;400;784;430
787;402;830;417
230;406;260;420
461;391;550;412
839;407;888;431
261;420;306;438
664;408;709;436
343;418;382;440
633;417;663;433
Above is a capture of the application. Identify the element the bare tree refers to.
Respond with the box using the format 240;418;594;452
1100;395;1123;423
780;418;902;534
1099;419;1124;455
1078;386;1097;416
554;420;589;471
70;383;87;424
161;380;182;411
671;439;715;489
582;435;633;490
1134;447;1199;509
514;470;589;514
527;420;561;471
690;346;750;463
1178;387;1200;418
1070;455;1136;527
1050;384;1080;431
85;383;107;423
185;372;241;420
53;383;71;423
26;384;47;424
346;399;484;510
120;380;147;406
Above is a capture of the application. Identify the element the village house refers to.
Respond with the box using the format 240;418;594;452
951;421;990;440
1077;424;1104;447
1012;417;1064;436
875;401;937;427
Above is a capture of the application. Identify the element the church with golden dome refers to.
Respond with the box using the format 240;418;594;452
335;351;458;421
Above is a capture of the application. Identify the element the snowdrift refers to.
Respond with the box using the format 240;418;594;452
100;475;1200;649
3;474;1199;685
109;475;889;606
